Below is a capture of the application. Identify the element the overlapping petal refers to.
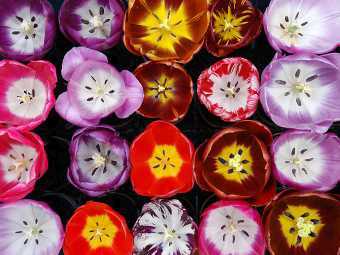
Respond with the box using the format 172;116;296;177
197;58;260;122
0;0;56;61
123;0;210;63
206;0;262;57
264;191;340;255
133;199;197;255
0;60;56;131
55;47;144;127
130;121;195;198
134;61;193;122
68;125;130;197
0;129;48;202
59;0;124;51
264;0;340;54
63;201;133;255
198;200;266;255
260;53;340;133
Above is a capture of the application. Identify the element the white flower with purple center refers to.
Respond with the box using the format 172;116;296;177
260;53;340;133
198;200;265;255
0;0;56;61
0;199;64;255
272;130;340;191
264;0;340;54
59;0;124;50
133;199;197;255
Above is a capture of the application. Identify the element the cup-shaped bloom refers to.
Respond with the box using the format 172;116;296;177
263;191;340;255
260;53;340;133
123;0;210;63
272;130;340;191
133;199;197;255
55;47;144;127
197;58;260;122
206;0;262;57
59;0;124;51
198;200;266;255
63;201;133;255
0;129;48;202
0;0;56;61
0;199;64;255
130;121;195;198
0;60;57;131
194;120;275;205
134;61;193;122
264;0;340;54
68;125;130;197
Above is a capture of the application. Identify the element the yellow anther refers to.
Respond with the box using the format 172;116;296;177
92;153;106;167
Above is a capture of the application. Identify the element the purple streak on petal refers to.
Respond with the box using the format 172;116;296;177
114;70;144;119
61;47;108;81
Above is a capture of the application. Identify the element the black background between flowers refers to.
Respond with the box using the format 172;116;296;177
17;0;339;254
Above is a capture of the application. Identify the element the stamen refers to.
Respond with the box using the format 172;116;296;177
16;16;24;22
296;98;302;106
99;7;104;15
306;75;318;82
275;80;286;85
295;69;301;78
301;21;308;26
81;19;90;24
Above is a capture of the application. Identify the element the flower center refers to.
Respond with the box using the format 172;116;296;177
228;154;243;172
220;214;249;244
14;15;39;40
92;152;106;168
85;76;115;104
17;89;35;104
82;214;118;250
279;13;308;45
8;153;33;182
147;75;174;103
14;218;44;246
220;81;240;98
91;15;104;28
294;82;311;94
296;217;315;237
149;145;183;179
164;228;177;240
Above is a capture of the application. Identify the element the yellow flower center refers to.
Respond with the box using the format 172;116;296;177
148;145;183;179
92;153;106;168
294;83;311;94
146;75;174;104
21;20;34;35
139;0;191;52
214;143;253;183
82;214;118;250
8;153;34;182
92;15;104;28
213;6;251;44
278;205;324;250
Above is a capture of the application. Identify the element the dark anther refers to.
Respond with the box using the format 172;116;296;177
305;158;314;161
238;220;244;224
157;34;163;42
301;212;309;217
228;169;234;174
292;169;296;177
226;215;231;219
23;221;28;225
111;160;117;166
85;86;92;90
298;33;303;37
275;80;286;85
284;211;295;220
103;166;107;174
35;218;38;224
89;28;96;33
89;9;94;17
285;16;289;22
309;232;316;237
96;144;101;153
90;75;96;82
220;88;225;92
218;157;227;164
221;225;226;230
296;98;302;106
305;92;311;97
241;160;249;164
99;6;104;15
163;164;167;170
31;16;36;22
35;239;39;245
12;31;20;35
234;81;239;87
227;82;231;88
240;169;247;174
90;236;94;241
101;98;105;103
232;235;235;243
291;147;296;156
33;24;38;28
289;227;295;233
295;12;299;19
301;168;308;175
296;236;302;245
229;153;235;158
153;164;160;169
170;33;177;38
241;230;249;237
109;90;115;94
301;21;308;26
104;18;111;23
87;97;94;101
39;230;43;233
32;89;35;97
99;236;102;242
280;23;285;29
235;88;240;93
223;234;226;241
15;231;23;234
16;16;24;22
10;154;16;159
238;149;243;155
24;239;28;245
301;149;308;155
284;92;290;96
295;69;301;78
225;94;229;98
306;75;318;82
25;35;29;40
162;150;166;156
85;158;93;162
156;156;162;161
91;168;98;176
81;19;90;24
311;219;320;224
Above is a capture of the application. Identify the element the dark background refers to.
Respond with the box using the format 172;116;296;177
24;0;339;254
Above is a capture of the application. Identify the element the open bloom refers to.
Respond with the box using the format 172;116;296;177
0;60;57;131
63;201;133;255
134;61;193;122
0;129;48;202
130;121;195;198
194;120;275;206
68;125;130;197
260;53;340;133
0;199;64;255
272;130;340;191
263;191;340;255
133;199;197;255
264;0;340;54
199;200;266;255
55;47;144;127
123;0;209;63
197;58;260;122
0;0;56;61
206;0;262;57
59;0;124;50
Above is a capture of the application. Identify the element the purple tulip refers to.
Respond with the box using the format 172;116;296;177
0;0;56;61
133;199;197;255
55;47;144;127
68;125;130;196
272;130;340;191
0;199;64;255
260;53;340;133
264;0;340;54
59;0;124;50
